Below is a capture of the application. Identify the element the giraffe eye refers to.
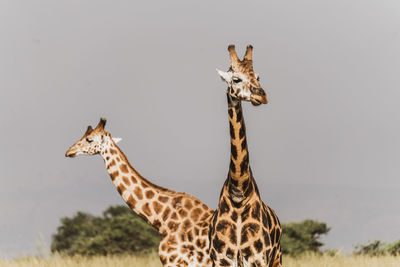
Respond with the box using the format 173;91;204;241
256;76;260;81
232;77;242;83
86;137;93;143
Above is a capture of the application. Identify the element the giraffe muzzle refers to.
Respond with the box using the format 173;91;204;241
250;94;268;106
65;149;77;158
250;87;268;106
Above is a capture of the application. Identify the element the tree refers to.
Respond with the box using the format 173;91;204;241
51;205;160;256
281;219;330;256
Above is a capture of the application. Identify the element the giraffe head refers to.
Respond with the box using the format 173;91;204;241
65;118;121;158
217;45;267;106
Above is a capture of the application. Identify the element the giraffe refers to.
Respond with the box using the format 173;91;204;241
209;45;282;267
65;118;214;267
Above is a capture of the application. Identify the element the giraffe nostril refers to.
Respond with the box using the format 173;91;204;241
250;88;268;106
252;88;265;96
65;150;77;157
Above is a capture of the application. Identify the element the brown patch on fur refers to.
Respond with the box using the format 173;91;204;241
201;212;211;221
196;238;206;249
108;159;116;168
134;186;143;200
182;244;195;252
167;247;176;253
167;235;177;245
126;195;136;209
178;209;188;218
142;203;152;217
184;199;193;210
162;207;171;221
194;227;200;235
177;259;189;266
183;219;192;231
145;190;155;199
190;207;203;222
172;196;183;209
180;233;187;242
159;255;167;265
171;212;178;220
197;251;204;263
169;254;178;263
122;176;131;186
153;219;161;229
153;201;163;214
158;196;169;203
120;164;129;173
187;230;194;242
167;221;179;232
117;184;126;195
110;170;119;181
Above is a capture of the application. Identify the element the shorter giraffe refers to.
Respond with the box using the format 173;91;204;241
210;45;282;267
65;118;214;267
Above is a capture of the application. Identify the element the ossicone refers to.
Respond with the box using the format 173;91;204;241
96;117;107;130
228;44;240;65
243;45;253;61
85;125;93;135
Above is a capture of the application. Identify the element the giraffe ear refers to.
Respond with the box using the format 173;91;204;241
112;137;122;144
216;69;232;83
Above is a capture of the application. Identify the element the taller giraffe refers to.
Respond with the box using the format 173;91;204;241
65;118;214;267
209;45;282;267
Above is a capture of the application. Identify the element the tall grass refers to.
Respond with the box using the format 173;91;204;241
1;254;400;267
0;253;162;267
284;253;400;267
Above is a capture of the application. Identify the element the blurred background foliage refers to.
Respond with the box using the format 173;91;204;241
354;240;400;257
52;205;400;257
51;206;160;256
281;219;330;257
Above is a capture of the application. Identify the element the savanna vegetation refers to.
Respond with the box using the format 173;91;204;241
51;206;160;256
51;205;331;257
4;205;400;266
354;239;400;256
3;254;400;267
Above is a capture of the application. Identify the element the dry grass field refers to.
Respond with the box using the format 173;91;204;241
284;253;400;267
0;253;162;267
2;253;400;267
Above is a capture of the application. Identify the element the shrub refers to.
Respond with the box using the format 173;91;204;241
281;219;330;256
51;206;160;256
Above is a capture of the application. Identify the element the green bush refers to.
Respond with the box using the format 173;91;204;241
386;240;400;256
354;240;386;256
53;206;334;257
51;206;160;256
281;219;330;256
354;239;400;256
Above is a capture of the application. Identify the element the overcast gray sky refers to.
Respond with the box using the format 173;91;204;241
1;0;400;258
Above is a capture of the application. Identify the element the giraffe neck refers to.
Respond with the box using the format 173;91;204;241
226;93;256;204
99;137;175;232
